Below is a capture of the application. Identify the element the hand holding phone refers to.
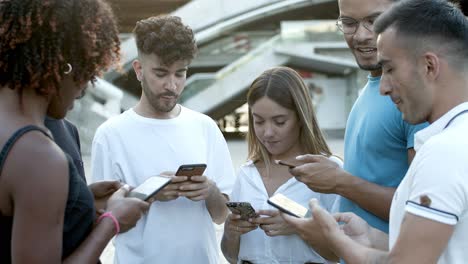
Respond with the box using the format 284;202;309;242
226;202;259;220
127;176;172;201
267;193;308;218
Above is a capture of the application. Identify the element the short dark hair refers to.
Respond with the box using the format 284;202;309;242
0;0;120;95
374;0;468;67
133;15;197;66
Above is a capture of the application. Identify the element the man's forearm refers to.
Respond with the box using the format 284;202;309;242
221;230;241;264
206;183;229;224
332;232;389;264
336;172;395;221
311;243;339;262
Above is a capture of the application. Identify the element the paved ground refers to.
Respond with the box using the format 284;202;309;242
84;136;344;263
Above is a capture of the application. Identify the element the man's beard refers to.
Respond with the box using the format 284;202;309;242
357;61;381;72
142;80;178;113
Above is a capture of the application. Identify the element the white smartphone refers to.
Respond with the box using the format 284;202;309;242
267;193;308;218
128;176;172;201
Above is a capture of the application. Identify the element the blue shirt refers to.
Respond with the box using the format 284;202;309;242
341;75;428;233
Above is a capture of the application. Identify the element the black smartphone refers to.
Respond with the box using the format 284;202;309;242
127;175;172;201
275;159;305;169
175;163;207;180
226;202;259;220
267;193;308;218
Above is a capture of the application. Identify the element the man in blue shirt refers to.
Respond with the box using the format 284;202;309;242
289;0;426;240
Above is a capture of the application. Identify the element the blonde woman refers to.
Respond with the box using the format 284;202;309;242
221;67;341;264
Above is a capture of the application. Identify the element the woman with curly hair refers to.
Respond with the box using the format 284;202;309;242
0;0;150;263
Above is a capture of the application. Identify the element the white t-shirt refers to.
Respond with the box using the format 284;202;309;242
390;103;468;263
231;158;342;264
91;106;235;264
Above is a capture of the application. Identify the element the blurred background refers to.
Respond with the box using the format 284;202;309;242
69;0;369;156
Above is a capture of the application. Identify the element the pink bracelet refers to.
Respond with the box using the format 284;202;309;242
97;211;120;235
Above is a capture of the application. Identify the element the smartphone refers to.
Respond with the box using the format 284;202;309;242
275;159;305;169
127;175;172;201
175;163;207;180
226;202;258;220
267;193;308;218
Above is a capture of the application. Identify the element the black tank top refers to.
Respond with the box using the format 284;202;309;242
0;125;95;262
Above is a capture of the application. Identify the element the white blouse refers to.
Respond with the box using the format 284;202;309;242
230;158;342;264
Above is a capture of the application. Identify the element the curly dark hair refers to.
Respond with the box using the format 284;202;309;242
0;0;120;95
133;15;197;66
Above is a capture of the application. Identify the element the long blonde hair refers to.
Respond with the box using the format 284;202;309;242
246;67;331;166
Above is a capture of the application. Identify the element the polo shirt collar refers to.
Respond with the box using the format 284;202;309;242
414;102;468;151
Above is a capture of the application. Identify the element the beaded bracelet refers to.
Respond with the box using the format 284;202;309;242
97;211;120;235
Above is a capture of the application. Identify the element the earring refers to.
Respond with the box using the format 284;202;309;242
64;63;73;75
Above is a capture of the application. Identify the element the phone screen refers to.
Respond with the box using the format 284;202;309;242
128;176;172;201
267;193;308;218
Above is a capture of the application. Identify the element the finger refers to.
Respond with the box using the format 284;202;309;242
259;223;273;231
252;216;276;225
310;199;337;230
290;162;320;176
113;184;131;197
265;229;282;237
171;176;188;183
137;200;151;212
189;175;207;182
295;154;325;163
162;184;180;191
333;212;355;223
179;183;207;192
161;190;179;196
185;194;206;201
238;225;258;233
280;212;303;228
101;181;122;195
107;180;122;189
236;222;259;229
178;189;205;197
230;212;242;219
257;210;279;217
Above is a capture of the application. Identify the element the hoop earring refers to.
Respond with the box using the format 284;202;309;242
64;63;73;75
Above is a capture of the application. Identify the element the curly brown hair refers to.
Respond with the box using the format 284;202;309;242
133;15;197;66
0;0;120;96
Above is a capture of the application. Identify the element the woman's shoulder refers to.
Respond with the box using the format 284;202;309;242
5;131;69;212
13;133;69;184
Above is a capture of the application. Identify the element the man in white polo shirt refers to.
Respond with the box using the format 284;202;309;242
283;0;468;263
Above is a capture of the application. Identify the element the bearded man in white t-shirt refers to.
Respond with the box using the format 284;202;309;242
91;15;235;264
283;0;468;263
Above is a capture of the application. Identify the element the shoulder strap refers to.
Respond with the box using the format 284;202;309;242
0;125;51;176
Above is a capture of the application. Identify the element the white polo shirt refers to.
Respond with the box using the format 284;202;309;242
231;158;341;264
389;102;468;263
